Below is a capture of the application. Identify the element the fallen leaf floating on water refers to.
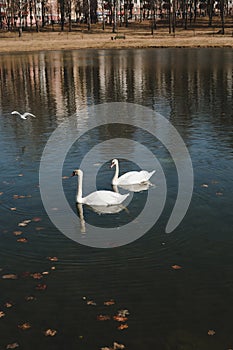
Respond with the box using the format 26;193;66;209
17;238;28;243
117;310;130;317
208;329;216;336
113;342;125;349
44;329;57;337
171;265;182;270
18;219;31;227
10;207;17;211
201;184;208;188
2;274;18;280
113;315;128;322
18;174;23;177
18;322;31;330
31;273;43;280
13;231;22;236
16;237;28;243
35;227;45;231
104;300;115;306
62;176;69;179
5;302;13;308
216;192;223;196
25;295;36;302
51;266;56;270
13;195;32;199
32;217;42;222
35;284;47;291
0;192;3;195
87;300;97;306
97;315;111;321
0;311;6;318
6;343;19;349
47;257;58;262
42;271;49;275
117;324;128;330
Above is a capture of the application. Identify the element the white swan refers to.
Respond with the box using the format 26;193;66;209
11;111;36;120
72;169;129;206
111;159;155;186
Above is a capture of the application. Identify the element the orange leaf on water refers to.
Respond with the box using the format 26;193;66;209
35;283;47;291
113;316;128;322
13;231;22;236
104;299;115;306
6;343;19;349
171;265;182;270
31;273;43;280
47;256;58;262
18;322;31;330
2;274;18;280
97;315;111;321
0;311;6;318
208;329;216;336
17;238;28;243
117;324;128;330
44;329;57;336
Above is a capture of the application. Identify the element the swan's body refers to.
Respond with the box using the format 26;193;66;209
11;111;36;120
111;159;155;186
72;169;129;206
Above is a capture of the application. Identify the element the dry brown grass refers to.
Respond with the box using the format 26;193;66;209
0;22;232;53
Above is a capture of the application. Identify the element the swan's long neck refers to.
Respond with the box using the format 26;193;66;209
112;161;119;185
76;172;83;203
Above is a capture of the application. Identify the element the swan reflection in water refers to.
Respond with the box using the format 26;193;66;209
113;182;154;193
76;202;129;233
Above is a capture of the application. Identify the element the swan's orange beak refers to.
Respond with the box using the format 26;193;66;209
110;163;114;168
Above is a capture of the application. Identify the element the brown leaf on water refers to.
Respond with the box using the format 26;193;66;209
47;256;58;262
6;343;19;349
51;266;56;270
87;300;97;306
2;274;18;280
117;309;130;317
35;227;45;231
0;192;3;196
104;299;115;306
0;311;6;318
10;207;17;211
44;329;57;337
25;295;36;302
62;176;69;180
32;217;42;222
31;273;43;280
113;342;125;349
18;174;24;177
113;315;128;322
17;238;28;243
201;184;208;188
5;302;13;308
207;329;216;336
18;219;31;227
42;271;49;275
13;195;31;199
117;324;128;330
18;322;31;330
13;231;22;236
97;315;111;321
171;265;182;270
35;283;47;291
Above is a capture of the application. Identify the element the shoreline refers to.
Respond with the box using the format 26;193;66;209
0;25;232;54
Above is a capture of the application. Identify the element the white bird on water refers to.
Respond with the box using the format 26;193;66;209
11;111;36;120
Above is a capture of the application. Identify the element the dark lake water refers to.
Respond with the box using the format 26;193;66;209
0;48;232;350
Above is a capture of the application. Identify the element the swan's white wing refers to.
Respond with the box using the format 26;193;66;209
11;111;20;116
83;190;129;206
117;170;155;185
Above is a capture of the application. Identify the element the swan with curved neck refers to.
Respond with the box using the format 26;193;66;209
111;159;155;186
72;169;129;206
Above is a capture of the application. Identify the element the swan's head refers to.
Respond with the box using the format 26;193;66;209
72;169;83;177
111;159;118;168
